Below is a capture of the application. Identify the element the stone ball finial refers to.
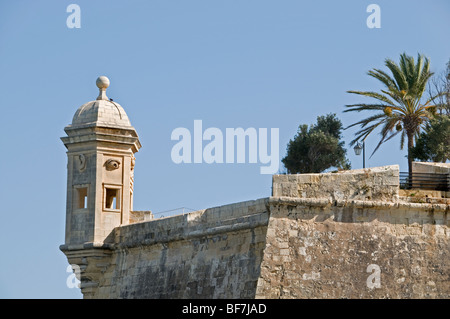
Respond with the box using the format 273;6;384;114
96;76;110;89
96;76;110;100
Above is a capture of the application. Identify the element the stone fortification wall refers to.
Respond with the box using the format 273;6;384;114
64;166;449;299
89;199;269;298
256;197;449;299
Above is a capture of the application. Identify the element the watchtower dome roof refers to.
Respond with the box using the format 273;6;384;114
69;76;132;129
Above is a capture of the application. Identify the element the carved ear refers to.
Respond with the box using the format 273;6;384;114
131;156;136;170
105;159;120;171
78;154;86;171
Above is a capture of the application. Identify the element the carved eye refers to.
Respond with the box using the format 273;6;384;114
105;159;120;170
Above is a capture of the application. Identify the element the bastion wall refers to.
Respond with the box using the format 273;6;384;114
62;165;449;298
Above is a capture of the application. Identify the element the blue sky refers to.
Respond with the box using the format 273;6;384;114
0;0;449;298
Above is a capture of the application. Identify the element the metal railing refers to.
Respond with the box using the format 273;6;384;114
399;172;449;191
153;207;198;218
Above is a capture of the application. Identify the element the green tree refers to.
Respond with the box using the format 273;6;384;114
411;115;450;163
282;113;351;173
344;53;441;175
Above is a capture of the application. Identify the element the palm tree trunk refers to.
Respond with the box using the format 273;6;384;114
407;131;414;183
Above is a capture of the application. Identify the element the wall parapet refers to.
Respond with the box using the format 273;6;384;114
129;210;154;224
412;162;450;175
114;198;270;249
273;165;399;202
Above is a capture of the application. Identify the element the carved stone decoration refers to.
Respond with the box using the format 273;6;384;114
78;154;86;172
130;156;135;194
131;155;136;171
105;159;120;171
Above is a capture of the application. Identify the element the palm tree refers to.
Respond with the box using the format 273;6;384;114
344;52;441;175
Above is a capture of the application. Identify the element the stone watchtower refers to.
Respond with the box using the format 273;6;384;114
60;77;141;294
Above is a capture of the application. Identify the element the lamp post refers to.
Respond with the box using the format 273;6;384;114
353;141;365;169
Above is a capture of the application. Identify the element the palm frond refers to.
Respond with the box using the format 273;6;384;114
380;89;406;106
416;69;433;99
414;53;425;89
346;90;395;106
344;103;390;113
385;58;408;90
400;53;416;90
369;118;400;157
344;113;386;130
423;91;446;107
368;69;398;90
349;118;387;146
